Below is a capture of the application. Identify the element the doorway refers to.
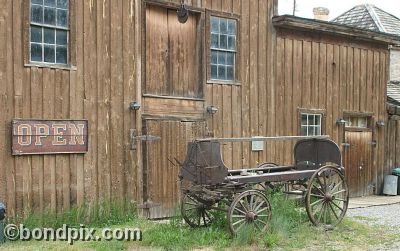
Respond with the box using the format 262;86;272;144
343;115;374;197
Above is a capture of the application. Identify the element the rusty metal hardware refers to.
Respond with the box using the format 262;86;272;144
129;129;161;150
177;0;189;23
137;200;160;209
342;142;350;148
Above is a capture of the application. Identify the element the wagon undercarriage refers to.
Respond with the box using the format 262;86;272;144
179;136;349;235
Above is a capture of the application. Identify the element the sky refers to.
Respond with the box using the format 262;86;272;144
278;0;400;20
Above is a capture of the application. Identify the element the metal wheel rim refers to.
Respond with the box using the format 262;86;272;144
227;190;272;235
305;165;349;228
181;194;215;227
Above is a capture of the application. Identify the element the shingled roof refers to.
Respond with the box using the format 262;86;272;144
332;4;400;35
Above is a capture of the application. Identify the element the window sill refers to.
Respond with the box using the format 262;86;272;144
344;127;372;132
24;63;77;71
206;80;241;86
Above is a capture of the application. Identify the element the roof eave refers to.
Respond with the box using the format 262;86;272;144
272;15;400;45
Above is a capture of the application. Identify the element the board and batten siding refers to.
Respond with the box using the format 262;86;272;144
0;0;280;215
273;28;389;194
0;0;392;215
386;118;400;171
0;0;141;215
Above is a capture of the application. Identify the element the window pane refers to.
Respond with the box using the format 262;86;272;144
31;26;42;43
315;115;321;126
56;30;67;45
57;0;68;9
228;20;236;35
316;126;321;135
226;52;234;65
301;126;307;136
31;43;42;61
218;51;226;64
220;19;227;34
301;114;307;125
226;66;234;80
44;44;55;62
218;66;226;80
210;17;236;81
32;0;43;4
308;115;314;125
211;33;219;48
211;17;219;33
211;65;217;79
358;118;367;128
44;7;56;25
56;45;67;64
211;51;218;64
308;127;315;136
44;0;56;7
57;9;68;27
31;5;43;23
227;36;236;50
220;34;227;49
44;28;55;44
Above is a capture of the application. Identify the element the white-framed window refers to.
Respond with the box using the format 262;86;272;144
210;16;236;81
30;0;69;64
345;117;368;128
300;113;322;136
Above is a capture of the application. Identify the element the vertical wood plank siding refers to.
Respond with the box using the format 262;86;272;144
386;119;400;174
0;0;140;215
0;0;392;214
275;30;388;193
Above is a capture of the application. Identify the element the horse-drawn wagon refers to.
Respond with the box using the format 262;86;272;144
179;136;349;234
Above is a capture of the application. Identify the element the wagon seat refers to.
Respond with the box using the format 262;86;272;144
180;141;228;185
293;138;343;172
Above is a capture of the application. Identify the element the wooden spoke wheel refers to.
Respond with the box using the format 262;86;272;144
227;190;272;235
305;165;349;228
181;194;215;227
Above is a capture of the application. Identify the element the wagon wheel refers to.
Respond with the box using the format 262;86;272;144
305;165;349;228
227;190;272;235
181;194;215;227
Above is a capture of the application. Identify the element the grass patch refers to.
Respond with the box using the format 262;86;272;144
0;194;398;250
15;199;138;229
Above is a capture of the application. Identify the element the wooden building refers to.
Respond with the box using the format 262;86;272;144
0;0;399;218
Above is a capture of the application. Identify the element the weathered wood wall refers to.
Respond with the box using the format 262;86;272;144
0;0;141;215
0;0;392;215
0;0;280;215
273;29;389;194
203;0;277;171
386;117;400;170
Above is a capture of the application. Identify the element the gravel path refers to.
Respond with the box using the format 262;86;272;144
347;204;400;251
347;203;400;226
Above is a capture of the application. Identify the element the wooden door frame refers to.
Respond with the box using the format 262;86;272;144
342;111;376;196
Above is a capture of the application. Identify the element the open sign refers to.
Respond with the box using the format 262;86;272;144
12;120;88;155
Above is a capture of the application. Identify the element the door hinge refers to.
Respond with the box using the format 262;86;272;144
368;140;377;147
341;142;350;148
130;129;161;150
